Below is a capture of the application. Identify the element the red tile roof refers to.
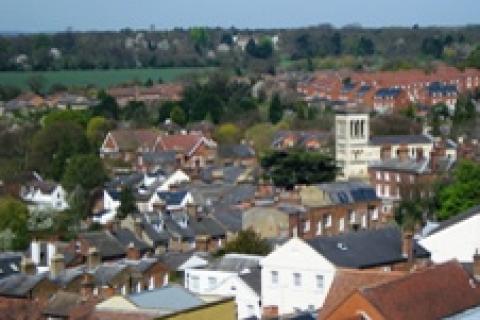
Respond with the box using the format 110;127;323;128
156;134;206;156
361;261;480;319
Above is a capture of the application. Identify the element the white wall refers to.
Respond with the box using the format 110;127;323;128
185;268;235;295
419;214;480;263
260;238;336;315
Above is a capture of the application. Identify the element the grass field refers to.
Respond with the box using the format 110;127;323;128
0;67;215;89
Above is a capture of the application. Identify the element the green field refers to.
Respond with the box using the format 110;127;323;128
0;67;215;89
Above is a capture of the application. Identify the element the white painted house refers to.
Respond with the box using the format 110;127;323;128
93;189;121;224
185;254;263;319
157;169;190;192
20;176;68;212
419;205;480;263
261;237;336;316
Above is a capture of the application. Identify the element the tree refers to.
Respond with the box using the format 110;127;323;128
244;123;276;154
219;229;271;256
121;101;150;126
118;187;136;220
261;149;338;189
214;123;241;144
170;105;187;126
269;93;283;124
43;110;89;128
466;45;480;68
27;75;46;94
0;197;30;250
62;154;107;191
246;37;273;59
436;160;480;220
355;36;375;56
86;116;111;149
94;92;120;120
28;121;90;180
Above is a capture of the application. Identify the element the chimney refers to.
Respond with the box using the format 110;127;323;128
127;242;141;260
80;274;94;301
134;218;143;239
402;231;414;262
21;256;36;275
50;253;65;278
381;146;391;160
87;247;101;270
30;239;41;266
473;250;480;280
106;219;120;234
186;202;197;217
398;146;409;162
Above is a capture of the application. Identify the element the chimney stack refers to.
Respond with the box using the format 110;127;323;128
21;256;36;275
473;249;480;280
381;146;391;160
127;242;141;260
50;253;65;278
402;231;414;262
87;247;101;270
398;146;409;162
186;202;197;218
80;274;95;301
134;218;143;239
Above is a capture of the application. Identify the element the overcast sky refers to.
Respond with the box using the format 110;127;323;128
1;0;480;32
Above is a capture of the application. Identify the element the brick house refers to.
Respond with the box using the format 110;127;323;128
107;84;183;107
323;261;480;320
373;88;410;113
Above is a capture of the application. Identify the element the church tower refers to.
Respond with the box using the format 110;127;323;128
335;110;370;180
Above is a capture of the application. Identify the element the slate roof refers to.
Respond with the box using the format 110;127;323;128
163;214;195;240
128;285;204;311
108;129;161;152
306;227;430;268
0;273;51;297
24;179;59;194
156;252;207;270
140;151;177;167
240;267;261;296
210;205;243;233
359;261;480;319
426;205;480;236
204;254;262;272
218;144;255;159
316;182;378;205
112;228;151;253
122;258;159;273
157;190;189;206
369;158;430;174
189;216;226;238
43;291;82;317
369;134;433;145
428;82;458;96
92;264;128;286
106;173;144;190
79;231;126;260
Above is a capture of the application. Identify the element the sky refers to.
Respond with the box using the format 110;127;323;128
1;0;480;32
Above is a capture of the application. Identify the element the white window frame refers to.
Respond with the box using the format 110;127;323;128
271;271;279;285
325;215;332;228
304;220;310;233
339;217;345;232
293;273;302;287
316;221;322;235
191;275;200;291
316;274;324;291
208;276;217;289
376;171;382;181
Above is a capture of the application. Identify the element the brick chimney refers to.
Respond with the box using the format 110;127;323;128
134;218;143;239
50;253;65;278
186;202;197;218
80;274;94;301
398;146;409;162
87;247;101;270
127;242;141;260
402;231;414;262
473;249;480;280
21;256;35;275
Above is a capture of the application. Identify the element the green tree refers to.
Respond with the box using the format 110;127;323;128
355;36;375;56
214;123;241;144
437;160;480;220
0;197;30;250
86;116;111;149
219;229;271;256
118;187;136;220
269;93;283;124
466;45;480;68
261;149;337;189
94;92;120;120
62;154;107;191
170;105;187;126
244;123;276;154
43;110;89;128
28;122;90;180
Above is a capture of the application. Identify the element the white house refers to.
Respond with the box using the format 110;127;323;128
419;205;480;263
157;169;190;192
93;189;121;224
261;237;336;316
185;254;263;319
20;177;68;212
208;269;262;320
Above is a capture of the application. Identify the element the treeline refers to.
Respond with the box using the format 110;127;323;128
2;25;480;73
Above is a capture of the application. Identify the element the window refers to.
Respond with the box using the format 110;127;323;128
293;273;302;287
304;220;310;232
376;171;382;181
208;277;217;289
316;275;324;291
324;214;332;228
339;217;345;232
384;172;390;181
271;271;279;285
376;184;382;197
361;214;367;228
316;221;322;235
371;208;379;221
348;210;356;224
410;175;415;184
247;305;255;316
384;185;390;197
396;173;401;182
191;275;200;291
